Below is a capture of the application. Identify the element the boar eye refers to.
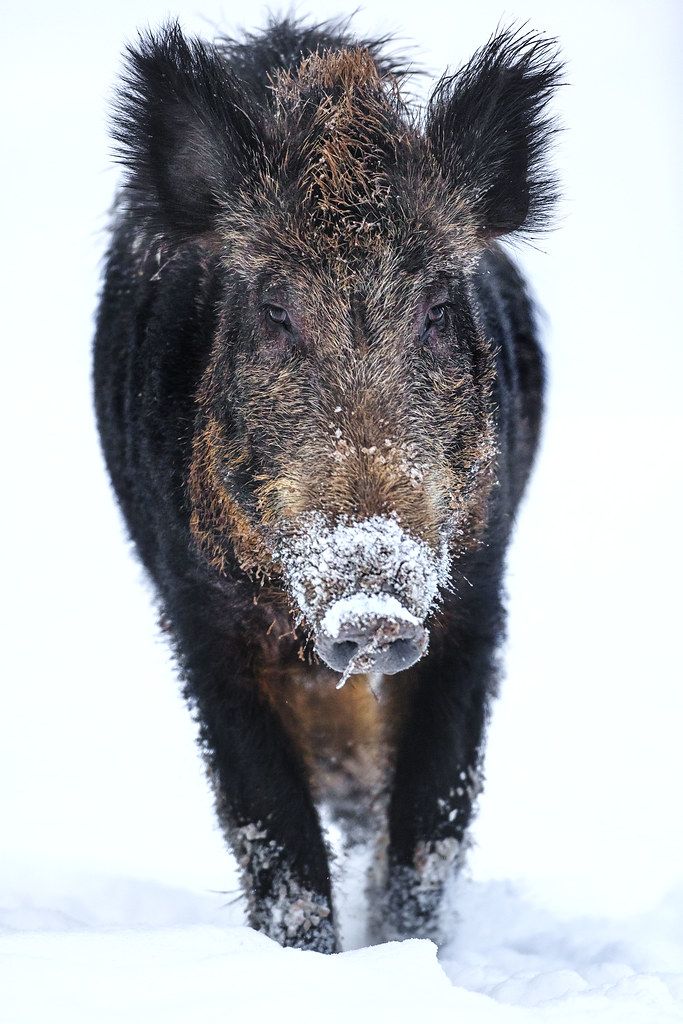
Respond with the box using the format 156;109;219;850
427;304;447;325
265;304;291;328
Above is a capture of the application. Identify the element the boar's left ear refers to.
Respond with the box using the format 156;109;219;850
113;22;265;244
426;28;563;240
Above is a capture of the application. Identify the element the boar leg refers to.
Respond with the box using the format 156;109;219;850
203;690;336;951
178;620;336;952
377;626;496;945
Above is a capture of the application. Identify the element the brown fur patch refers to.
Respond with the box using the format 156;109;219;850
264;64;392;281
275;47;383;96
189;413;270;577
258;661;416;813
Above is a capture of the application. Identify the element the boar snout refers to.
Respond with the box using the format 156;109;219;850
274;513;449;683
317;593;429;677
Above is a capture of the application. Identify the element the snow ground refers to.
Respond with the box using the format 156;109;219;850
3;862;683;1022
2;0;682;1021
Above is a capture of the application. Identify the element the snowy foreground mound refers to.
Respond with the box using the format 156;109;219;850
3;867;683;1023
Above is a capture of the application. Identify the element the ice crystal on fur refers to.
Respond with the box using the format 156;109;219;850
321;593;420;638
372;838;464;944
235;822;336;951
274;513;449;632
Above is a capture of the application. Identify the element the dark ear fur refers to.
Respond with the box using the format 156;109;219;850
427;28;563;239
113;22;264;243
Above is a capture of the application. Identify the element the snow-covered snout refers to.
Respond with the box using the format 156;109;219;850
276;515;448;682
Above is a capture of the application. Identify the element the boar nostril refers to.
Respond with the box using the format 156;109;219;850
326;639;360;671
377;637;422;674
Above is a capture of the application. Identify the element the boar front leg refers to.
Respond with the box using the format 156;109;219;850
376;613;500;945
178;618;336;952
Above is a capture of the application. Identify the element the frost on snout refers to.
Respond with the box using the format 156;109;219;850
273;514;449;685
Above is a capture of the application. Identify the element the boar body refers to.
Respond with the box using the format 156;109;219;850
94;17;558;951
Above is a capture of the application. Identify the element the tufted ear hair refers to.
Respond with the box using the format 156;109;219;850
426;28;563;240
112;22;265;244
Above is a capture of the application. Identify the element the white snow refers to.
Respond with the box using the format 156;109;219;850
2;863;682;1023
321;592;420;638
275;512;449;628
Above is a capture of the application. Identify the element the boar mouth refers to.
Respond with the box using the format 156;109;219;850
273;513;448;685
316;592;429;685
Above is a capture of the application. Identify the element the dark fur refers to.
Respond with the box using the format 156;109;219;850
94;16;560;951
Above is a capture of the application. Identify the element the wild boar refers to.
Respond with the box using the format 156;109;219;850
94;16;561;952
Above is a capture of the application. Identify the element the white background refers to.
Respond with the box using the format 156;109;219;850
2;0;682;1015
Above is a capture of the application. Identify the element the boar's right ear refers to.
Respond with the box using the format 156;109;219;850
426;28;563;240
112;23;264;244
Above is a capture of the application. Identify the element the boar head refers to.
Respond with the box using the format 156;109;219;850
114;24;560;677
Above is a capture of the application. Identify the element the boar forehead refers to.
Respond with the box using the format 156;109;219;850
219;48;480;281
